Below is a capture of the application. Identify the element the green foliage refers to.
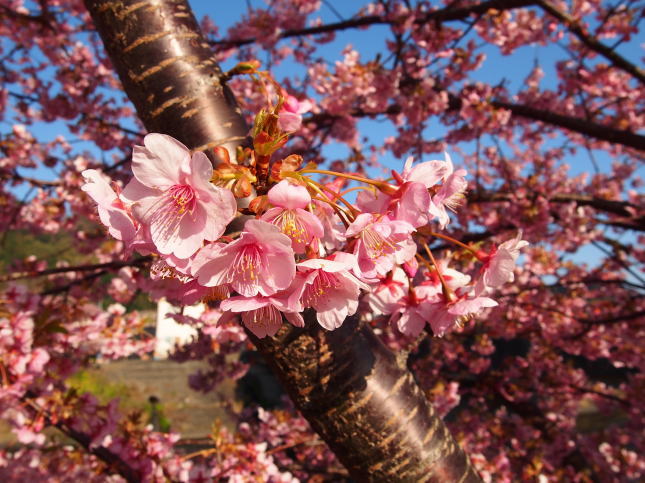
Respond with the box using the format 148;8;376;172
68;369;172;432
0;229;88;271
67;369;139;409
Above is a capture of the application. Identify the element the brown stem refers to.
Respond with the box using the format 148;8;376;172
84;0;482;480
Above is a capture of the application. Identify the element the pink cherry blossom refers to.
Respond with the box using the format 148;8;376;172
278;94;313;132
425;292;498;337
345;213;416;280
261;180;324;253
428;153;468;229
194;219;296;297
81;169;137;242
121;133;237;259
297;255;369;330
365;267;409;316
220;284;304;338
475;232;529;294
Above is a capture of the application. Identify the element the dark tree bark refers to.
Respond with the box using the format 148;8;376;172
85;0;248;159
83;0;481;480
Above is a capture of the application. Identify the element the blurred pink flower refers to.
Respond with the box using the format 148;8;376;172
81;169;137;242
278;94;313;132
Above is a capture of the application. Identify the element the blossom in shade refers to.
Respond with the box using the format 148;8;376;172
386;282;443;337
120;133;237;259
345;213;416;280
81;169;137;242
261;180;324;253
365;267;409;316
220;284;305;338
194;219;295;297
425;291;498;337
297;254;370;330
475;231;529;294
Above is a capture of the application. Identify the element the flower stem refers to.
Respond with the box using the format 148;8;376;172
427;231;478;255
421;241;455;302
302;169;393;191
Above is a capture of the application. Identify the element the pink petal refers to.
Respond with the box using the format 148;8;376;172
397;311;426;337
194;249;230;287
241;305;282;338
103;208;137;242
317;306;347;330
245;219;293;247
186;151;214;194
406;160;447;187
81;169;116;205
120;177;158;202
395;182;430;228
278;112;302;132
264;250;296;293
200;186;237;242
295;208;325;238
268;180;311;210
221;296;269;312
131;134;188;188
284;312;304;328
345;213;375;238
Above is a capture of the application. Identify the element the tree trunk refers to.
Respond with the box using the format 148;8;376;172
83;0;481;480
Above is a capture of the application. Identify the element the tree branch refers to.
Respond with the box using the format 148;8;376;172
23;394;139;483
2;256;151;282
212;0;537;47
537;0;645;84
305;97;645;152
490;100;645;151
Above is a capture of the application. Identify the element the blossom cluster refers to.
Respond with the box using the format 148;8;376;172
82;127;526;339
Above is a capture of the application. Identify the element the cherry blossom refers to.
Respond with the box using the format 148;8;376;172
297;255;370;330
121;133;237;259
81;169;137;242
194;219;296;296
278;94;313;132
1;0;642;480
261;179;324;253
475;231;530;294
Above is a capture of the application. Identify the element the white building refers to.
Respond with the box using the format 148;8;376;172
154;298;203;359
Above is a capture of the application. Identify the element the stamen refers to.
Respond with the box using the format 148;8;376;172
229;245;263;291
274;210;308;244
168;184;197;214
242;305;281;333
361;227;396;260
302;271;340;307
